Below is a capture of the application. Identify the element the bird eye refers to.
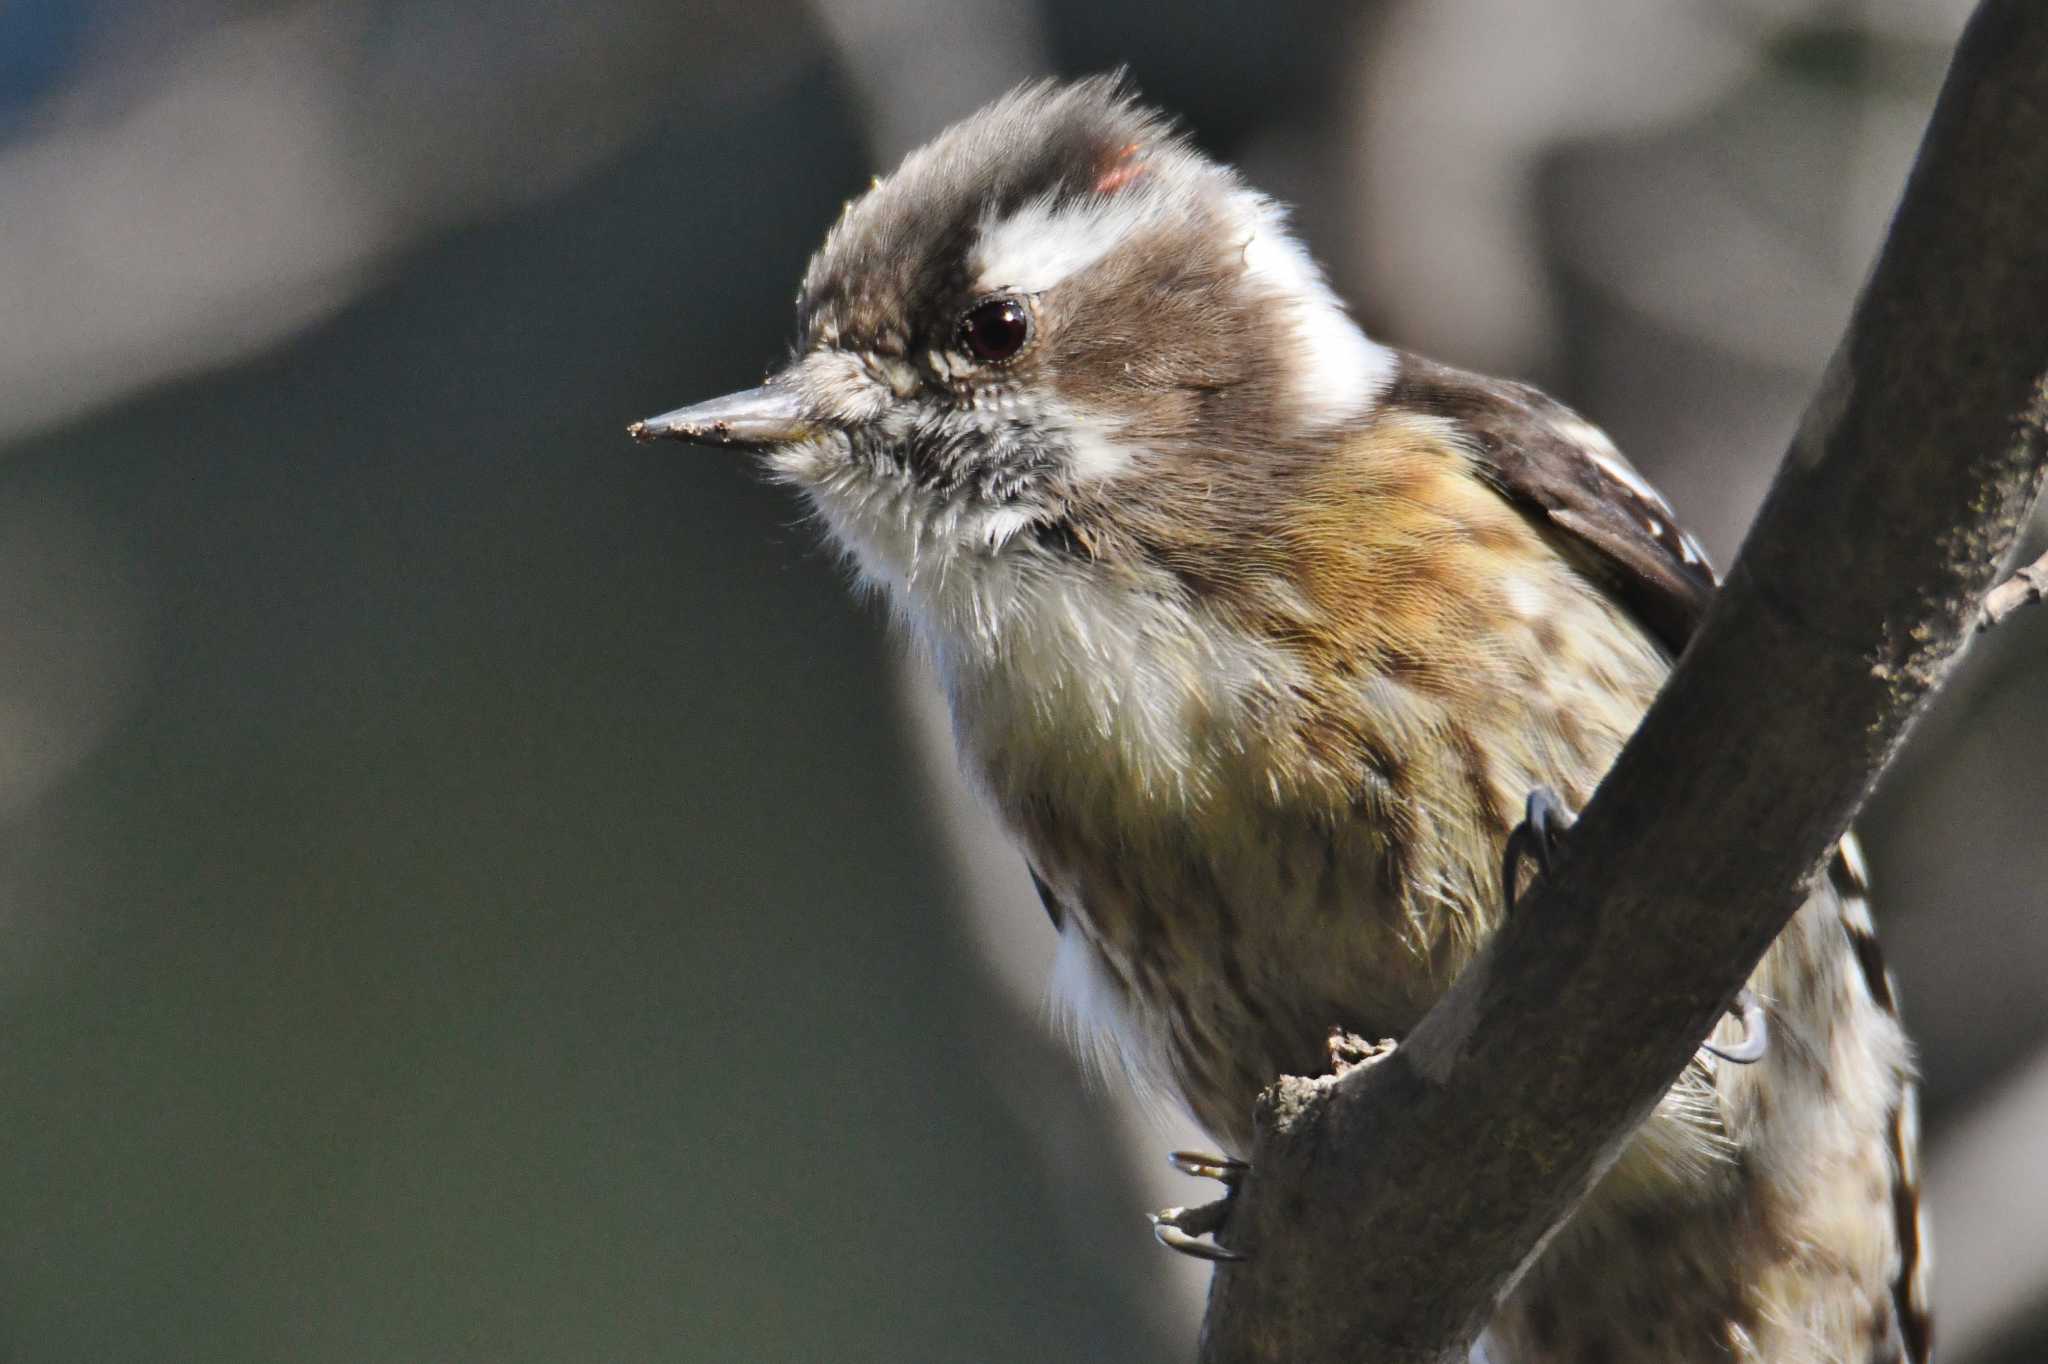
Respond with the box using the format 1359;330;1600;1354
958;298;1031;365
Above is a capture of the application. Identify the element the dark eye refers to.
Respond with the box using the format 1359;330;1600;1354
958;298;1031;365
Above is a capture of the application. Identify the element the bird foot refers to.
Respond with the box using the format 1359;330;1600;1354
1702;987;1769;1065
1502;787;1770;1066
1501;786;1575;916
1149;1150;1249;1262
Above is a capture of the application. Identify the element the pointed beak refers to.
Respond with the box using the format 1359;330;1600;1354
627;384;814;449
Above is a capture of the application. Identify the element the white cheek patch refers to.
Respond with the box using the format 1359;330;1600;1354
971;191;1160;295
1235;196;1396;428
1060;416;1137;483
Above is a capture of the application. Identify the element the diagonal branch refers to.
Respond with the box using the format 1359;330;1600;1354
1195;4;2048;1361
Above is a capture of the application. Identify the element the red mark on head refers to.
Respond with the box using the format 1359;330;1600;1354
1093;143;1146;195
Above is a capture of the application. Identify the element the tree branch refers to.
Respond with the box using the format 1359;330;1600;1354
1196;5;2048;1361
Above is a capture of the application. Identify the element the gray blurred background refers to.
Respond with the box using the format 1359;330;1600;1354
2;1;2041;1360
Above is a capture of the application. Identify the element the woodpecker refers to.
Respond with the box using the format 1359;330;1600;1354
633;77;1929;1364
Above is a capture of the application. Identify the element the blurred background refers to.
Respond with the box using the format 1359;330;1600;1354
0;0;2040;1360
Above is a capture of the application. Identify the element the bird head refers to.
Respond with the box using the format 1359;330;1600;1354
631;76;1392;599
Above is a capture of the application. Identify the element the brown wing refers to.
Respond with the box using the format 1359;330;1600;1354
1385;353;1718;655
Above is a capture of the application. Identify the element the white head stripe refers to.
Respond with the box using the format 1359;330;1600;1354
975;182;1394;430
971;191;1166;294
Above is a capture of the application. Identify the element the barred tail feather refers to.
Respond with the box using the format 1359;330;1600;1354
1832;834;1932;1364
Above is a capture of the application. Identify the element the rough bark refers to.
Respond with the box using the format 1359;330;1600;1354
1195;4;2048;1360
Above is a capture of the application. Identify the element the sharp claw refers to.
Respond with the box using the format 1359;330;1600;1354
1150;1152;1251;1261
1703;988;1769;1065
1502;786;1576;916
1168;1150;1249;1185
1152;1222;1248;1262
1149;1205;1247;1262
